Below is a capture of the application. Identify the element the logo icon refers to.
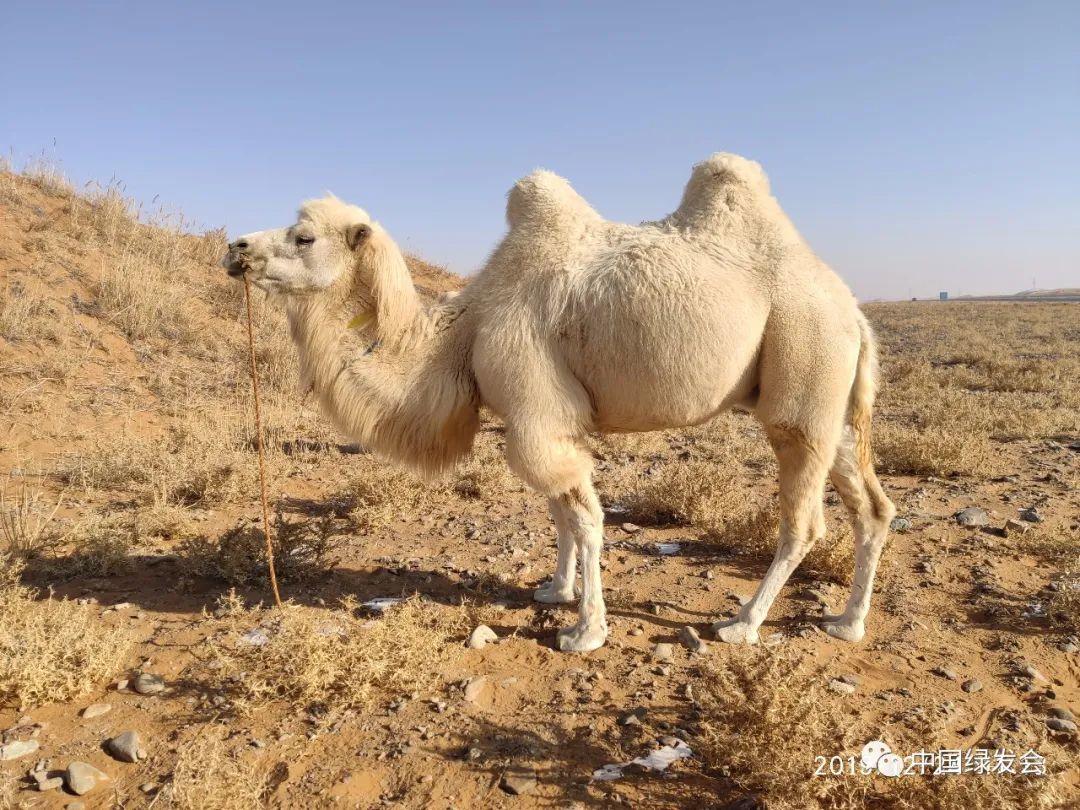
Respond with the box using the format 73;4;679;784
861;741;903;777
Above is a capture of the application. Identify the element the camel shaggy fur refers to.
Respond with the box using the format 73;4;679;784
222;153;895;652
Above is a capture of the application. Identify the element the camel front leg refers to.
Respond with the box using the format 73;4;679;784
534;497;581;604
554;483;608;652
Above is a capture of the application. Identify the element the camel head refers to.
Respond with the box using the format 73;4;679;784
221;195;385;297
223;195;421;342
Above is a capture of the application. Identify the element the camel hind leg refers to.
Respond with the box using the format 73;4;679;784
713;422;836;643
821;426;895;642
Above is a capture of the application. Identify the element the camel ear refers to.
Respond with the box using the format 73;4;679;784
346;223;373;251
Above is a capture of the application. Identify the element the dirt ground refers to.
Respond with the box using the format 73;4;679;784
1;166;1078;809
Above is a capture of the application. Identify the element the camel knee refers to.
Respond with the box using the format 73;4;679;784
505;432;593;498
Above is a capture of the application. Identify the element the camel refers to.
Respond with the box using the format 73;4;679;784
222;153;895;653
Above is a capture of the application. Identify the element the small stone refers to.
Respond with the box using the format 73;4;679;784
1019;507;1043;523
955;507;990;527
66;762;108;796
1048;706;1076;723
132;672;165;695
838;673;860;687
621;523;642;534
139;782;157;793
619;707;646;726
500;767;537;795
37;776;64;792
628;627;643;637
932;666;958;681
678;626;707;654
107;730;144;762
0;740;39;761
890;517;913;532
467;625;498;650
1060;641;1079;654
651;643;674;662
1046;718;1077;734
463;677;487;704
81;703;112;720
828;679;856;695
961;679;983;693
114;679;129;691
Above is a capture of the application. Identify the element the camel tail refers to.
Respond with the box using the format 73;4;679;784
850;314;894;520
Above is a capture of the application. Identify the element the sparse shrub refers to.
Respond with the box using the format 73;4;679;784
696;646;1068;809
452;428;515;499
168;726;270;810
0;480;65;559
0;554;132;708
1014;523;1079;564
177;510;336;586
350;458;444;530
196;596;464;714
51;512;138;577
1048;564;1080;629
697;646;863;807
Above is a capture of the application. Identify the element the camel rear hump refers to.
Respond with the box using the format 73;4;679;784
674;152;773;218
505;170;602;232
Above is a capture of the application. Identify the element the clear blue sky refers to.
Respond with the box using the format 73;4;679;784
4;1;1077;299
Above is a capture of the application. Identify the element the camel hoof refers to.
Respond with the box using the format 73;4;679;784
823;619;865;643
712;618;760;645
556;623;607;652
533;581;579;604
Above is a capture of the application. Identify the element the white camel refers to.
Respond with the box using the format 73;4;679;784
222;153;895;652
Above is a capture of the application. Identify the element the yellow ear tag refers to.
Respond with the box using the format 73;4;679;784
347;311;373;330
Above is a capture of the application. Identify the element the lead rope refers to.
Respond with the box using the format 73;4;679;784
242;276;283;608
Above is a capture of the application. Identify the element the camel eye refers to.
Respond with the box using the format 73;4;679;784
296;235;315;246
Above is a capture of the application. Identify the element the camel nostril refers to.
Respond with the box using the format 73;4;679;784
231;239;249;251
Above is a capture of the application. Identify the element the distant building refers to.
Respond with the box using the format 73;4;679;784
939;291;948;301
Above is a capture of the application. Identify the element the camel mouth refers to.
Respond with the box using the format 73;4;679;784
222;253;257;279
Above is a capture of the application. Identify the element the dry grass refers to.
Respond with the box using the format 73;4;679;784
177;510;337;586
195;595;465;715
168;726;270;810
0;554;132;708
56;408;263;506
696;646;865;808
95;247;196;342
866;302;1080;478
695;647;1068;810
349;425;517;529
0;478;65;559
350;458;445;531
0;280;62;343
1049;563;1080;629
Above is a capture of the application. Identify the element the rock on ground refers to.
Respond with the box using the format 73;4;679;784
500;766;538;795
463;677;488;704
0;739;39;761
955;507;990;527
81;702;112;719
106;730;145;762
132;672;165;695
65;762;108;796
467;625;498;650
